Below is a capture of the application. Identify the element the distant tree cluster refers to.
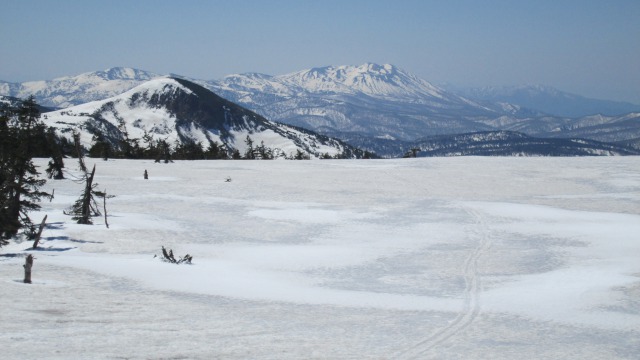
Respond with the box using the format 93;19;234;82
83;131;368;161
86;130;231;162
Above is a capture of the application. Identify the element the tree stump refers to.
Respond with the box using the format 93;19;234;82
23;254;34;284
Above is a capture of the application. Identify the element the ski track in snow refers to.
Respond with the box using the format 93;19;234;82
396;206;491;358
2;157;640;359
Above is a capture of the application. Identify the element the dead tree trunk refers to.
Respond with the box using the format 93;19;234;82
78;165;96;224
103;189;109;228
23;254;34;284
160;246;192;264
32;215;48;249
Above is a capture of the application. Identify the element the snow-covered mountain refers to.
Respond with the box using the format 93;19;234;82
2;64;505;141
278;63;464;103
206;63;507;142
0;67;160;109
0;95;56;112
41;77;363;159
208;63;467;105
411;130;640;157
454;85;640;118
5;64;640;156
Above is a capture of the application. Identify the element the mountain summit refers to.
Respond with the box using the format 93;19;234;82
42;77;363;158
276;63;452;101
207;63;497;141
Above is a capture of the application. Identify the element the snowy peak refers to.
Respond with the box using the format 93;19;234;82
101;67;158;81
120;76;194;102
276;63;449;101
49;67;159;86
42;77;362;159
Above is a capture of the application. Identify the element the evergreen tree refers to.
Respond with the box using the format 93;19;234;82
66;137;109;225
175;140;205;160
64;164;105;224
244;135;255;159
141;131;156;159
45;128;65;179
0;96;49;242
155;139;173;163
205;140;225;159
88;131;113;160
255;141;273;160
115;121;143;159
293;149;310;160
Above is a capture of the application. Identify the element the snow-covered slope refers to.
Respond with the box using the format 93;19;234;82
208;63;459;105
2;157;640;358
0;67;160;109
277;63;456;102
42;77;362;159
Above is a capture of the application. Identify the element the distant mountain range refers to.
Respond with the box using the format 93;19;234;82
2;64;639;157
0;68;159;109
40;77;366;159
411;131;640;157
450;84;640;118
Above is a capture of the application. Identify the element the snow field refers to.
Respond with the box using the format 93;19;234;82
1;157;639;359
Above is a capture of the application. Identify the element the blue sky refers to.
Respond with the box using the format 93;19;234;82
1;0;638;103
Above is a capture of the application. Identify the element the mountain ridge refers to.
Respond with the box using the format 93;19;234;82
41;77;366;159
3;64;640;156
451;84;640;118
410;130;640;157
0;67;161;109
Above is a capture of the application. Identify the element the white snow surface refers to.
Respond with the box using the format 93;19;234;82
1;157;639;359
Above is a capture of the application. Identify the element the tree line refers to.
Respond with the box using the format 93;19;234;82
89;132;356;161
1;96;374;245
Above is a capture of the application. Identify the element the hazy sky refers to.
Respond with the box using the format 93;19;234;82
1;0;638;103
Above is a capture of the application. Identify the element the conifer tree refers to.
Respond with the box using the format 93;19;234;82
0;96;49;242
244;135;255;159
89;132;112;160
154;139;172;163
45;129;65;179
64;134;110;225
142;131;156;159
255;141;273;160
205;140;221;159
66;164;99;224
293;149;310;160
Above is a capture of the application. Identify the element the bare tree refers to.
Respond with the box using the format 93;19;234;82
31;215;47;249
160;246;192;264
